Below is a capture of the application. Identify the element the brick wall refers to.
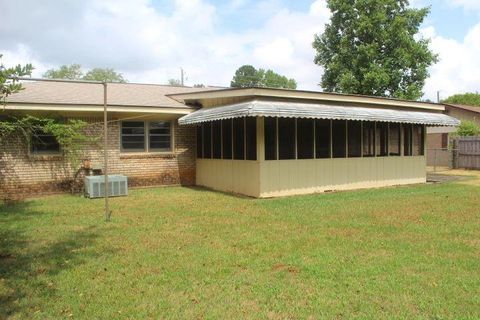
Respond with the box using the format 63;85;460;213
0;116;196;200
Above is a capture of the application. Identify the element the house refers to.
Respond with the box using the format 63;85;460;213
1;81;459;199
426;103;480;167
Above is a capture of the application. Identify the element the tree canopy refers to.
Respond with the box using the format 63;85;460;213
456;121;480;137
442;93;480;107
0;54;33;103
313;0;437;100
83;68;126;83
168;79;182;86
43;64;127;82
230;65;297;89
43;64;83;80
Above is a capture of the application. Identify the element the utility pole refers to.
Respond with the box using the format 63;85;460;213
437;91;440;103
103;81;111;222
180;68;185;86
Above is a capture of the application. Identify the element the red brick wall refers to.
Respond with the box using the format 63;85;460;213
0;116;196;200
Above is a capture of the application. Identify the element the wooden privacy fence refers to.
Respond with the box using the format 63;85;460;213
452;137;480;170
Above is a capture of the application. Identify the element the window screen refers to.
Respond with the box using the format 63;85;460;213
222;119;232;159
376;122;388;156
278;118;296;160
363;121;375;157
245;117;257;160
441;133;448;149
315;119;331;158
196;125;203;158
31;129;60;154
212;120;222;159
347;121;362;157
404;124;412;156
233;118;245;160
413;124;425;156
203;122;212;158
121;121;145;152
149;121;171;151
297;119;314;159
388;123;401;156
332;120;346;158
264;117;277;160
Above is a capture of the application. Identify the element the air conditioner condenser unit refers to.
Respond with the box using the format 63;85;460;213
84;175;128;199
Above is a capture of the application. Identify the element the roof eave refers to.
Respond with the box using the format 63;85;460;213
2;103;194;115
168;87;445;111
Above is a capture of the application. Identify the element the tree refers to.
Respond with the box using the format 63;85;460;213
168;79;182;86
0;54;34;103
83;68;127;83
443;93;480;107
262;69;297;89
43;64;83;80
313;0;437;100
230;65;297;89
43;64;127;82
231;65;263;87
456;121;480;137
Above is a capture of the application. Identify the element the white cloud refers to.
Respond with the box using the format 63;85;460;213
0;0;330;89
422;23;480;101
9;0;477;102
446;0;480;10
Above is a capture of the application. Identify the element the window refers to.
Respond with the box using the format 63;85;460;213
121;121;145;152
412;124;425;156
122;121;172;153
203;122;212;158
297;119;314;159
233;118;245;160
149;121;171;151
363;121;375;157
376;122;388;156
212;120;222;159
278;118;296;159
222;119;232;159
315;119;331;158
347;121;362;157
265;117;277;160
388;123;401;156
441;133;448;149
196;125;203;158
332;120;346;158
404;124;412;156
31;130;60;154
245;117;257;160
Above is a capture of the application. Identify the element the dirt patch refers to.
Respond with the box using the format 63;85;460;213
271;264;300;274
427;173;466;184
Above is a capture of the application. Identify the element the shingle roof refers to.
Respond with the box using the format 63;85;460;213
6;81;220;108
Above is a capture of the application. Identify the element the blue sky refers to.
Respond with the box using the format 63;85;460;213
1;0;479;101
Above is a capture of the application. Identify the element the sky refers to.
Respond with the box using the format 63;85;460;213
1;0;479;101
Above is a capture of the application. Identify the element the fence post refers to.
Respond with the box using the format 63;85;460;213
433;148;437;172
451;139;457;169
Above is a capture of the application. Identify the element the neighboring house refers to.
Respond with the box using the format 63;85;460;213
426;104;480;167
1;82;459;198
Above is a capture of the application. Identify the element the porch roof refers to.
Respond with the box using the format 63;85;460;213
178;100;460;127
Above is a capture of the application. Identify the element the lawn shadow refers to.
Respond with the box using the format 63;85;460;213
0;201;113;317
183;185;256;200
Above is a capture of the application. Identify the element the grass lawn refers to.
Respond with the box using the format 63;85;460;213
1;177;480;319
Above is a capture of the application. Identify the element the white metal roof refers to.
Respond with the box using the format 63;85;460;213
178;100;460;127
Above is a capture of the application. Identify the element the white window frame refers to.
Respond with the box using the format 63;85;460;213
120;120;174;153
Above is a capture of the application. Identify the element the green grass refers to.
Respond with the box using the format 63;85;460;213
1;180;480;319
